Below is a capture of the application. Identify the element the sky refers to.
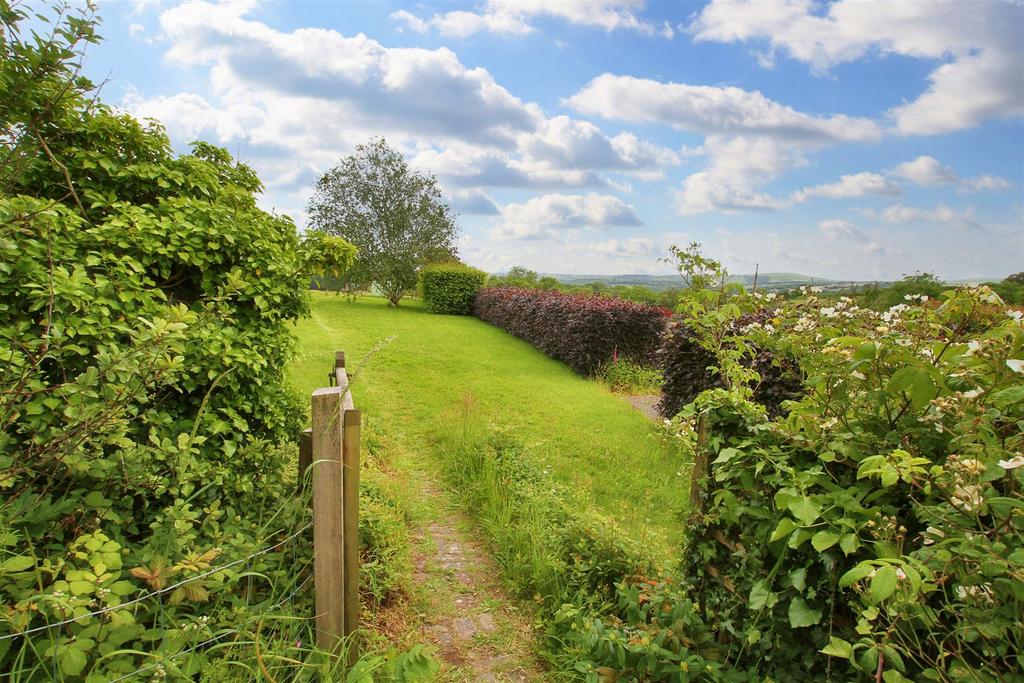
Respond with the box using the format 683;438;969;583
83;0;1024;280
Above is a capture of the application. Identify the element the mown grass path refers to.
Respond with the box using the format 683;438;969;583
290;294;687;550
288;294;688;676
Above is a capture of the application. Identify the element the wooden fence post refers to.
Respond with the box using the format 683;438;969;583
297;428;312;493
342;407;361;661
311;386;345;652
688;413;710;523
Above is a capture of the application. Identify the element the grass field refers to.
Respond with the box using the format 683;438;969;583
288;293;689;557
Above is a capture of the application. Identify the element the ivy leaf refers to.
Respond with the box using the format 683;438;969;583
788;597;822;628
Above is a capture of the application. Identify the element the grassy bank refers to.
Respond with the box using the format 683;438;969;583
289;294;688;558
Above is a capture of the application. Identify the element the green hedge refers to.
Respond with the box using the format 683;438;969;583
420;263;487;314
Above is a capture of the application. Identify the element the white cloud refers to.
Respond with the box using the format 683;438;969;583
492;193;642;240
517;115;680;177
691;0;1024;136
129;1;678;216
446;188;501;215
960;175;1011;193
567;74;884;214
591;237;659;258
879;204;981;230
566;73;880;143
392;0;673;39
795;172;901;201
819;218;865;241
889;156;957;186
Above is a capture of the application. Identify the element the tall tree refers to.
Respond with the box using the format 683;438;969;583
307;138;459;306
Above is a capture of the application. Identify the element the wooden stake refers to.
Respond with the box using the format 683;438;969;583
297;428;312;493
342;408;361;661
311;386;345;652
688;413;710;523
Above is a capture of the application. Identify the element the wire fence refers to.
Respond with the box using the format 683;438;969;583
0;521;313;643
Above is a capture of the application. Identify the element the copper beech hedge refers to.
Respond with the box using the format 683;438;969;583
473;286;671;375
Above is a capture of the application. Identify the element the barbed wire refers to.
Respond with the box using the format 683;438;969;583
0;521;313;642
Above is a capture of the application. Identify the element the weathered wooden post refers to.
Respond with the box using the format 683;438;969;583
311;385;345;652
335;353;361;653
688;413;710;523
342;407;361;660
297;428;312;493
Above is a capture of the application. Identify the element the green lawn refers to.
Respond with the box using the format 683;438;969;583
289;293;688;556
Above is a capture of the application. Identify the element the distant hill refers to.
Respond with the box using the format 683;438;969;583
542;272;839;292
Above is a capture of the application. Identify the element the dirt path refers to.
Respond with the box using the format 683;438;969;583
409;484;543;681
621;393;662;421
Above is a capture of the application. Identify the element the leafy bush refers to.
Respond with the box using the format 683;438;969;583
598;358;662;393
655;287;1024;681
419;262;487;315
0;4;358;677
474;286;670;375
657;310;803;419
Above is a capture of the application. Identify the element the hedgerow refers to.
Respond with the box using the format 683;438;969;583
419;262;487;314
0;4;389;678
473;286;669;375
657;309;803;419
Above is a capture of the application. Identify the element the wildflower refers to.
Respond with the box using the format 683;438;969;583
998;455;1024;470
957;459;985;475
1008;310;1023;322
965;340;981;356
922;526;944;545
950;484;985;512
820;306;838;318
1007;359;1024;373
895;568;907;581
961;388;983;399
850;371;866;380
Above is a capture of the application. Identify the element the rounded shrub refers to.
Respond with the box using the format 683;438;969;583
420;262;487;314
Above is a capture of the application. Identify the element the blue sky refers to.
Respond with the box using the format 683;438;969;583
86;0;1023;280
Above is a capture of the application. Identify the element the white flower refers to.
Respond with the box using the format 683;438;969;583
820;306;837;318
850;371;866;380
1007;359;1024;373
951;484;985;512
922;526;944;545
965;340;981;356
1008;310;1023;322
998;455;1024;470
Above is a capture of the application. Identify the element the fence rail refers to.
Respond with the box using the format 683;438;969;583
302;350;361;659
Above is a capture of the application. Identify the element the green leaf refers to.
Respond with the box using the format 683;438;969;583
787;496;822;526
991;385;1024;407
821;636;853;659
0;556;36;573
789;568;807;592
712;447;740;465
811;530;840;552
749;580;774;611
769;517;796;542
839;562;874;588
787;597;822;628
839;533;861;555
886;367;936;409
869;565;898;603
59;647;88;677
